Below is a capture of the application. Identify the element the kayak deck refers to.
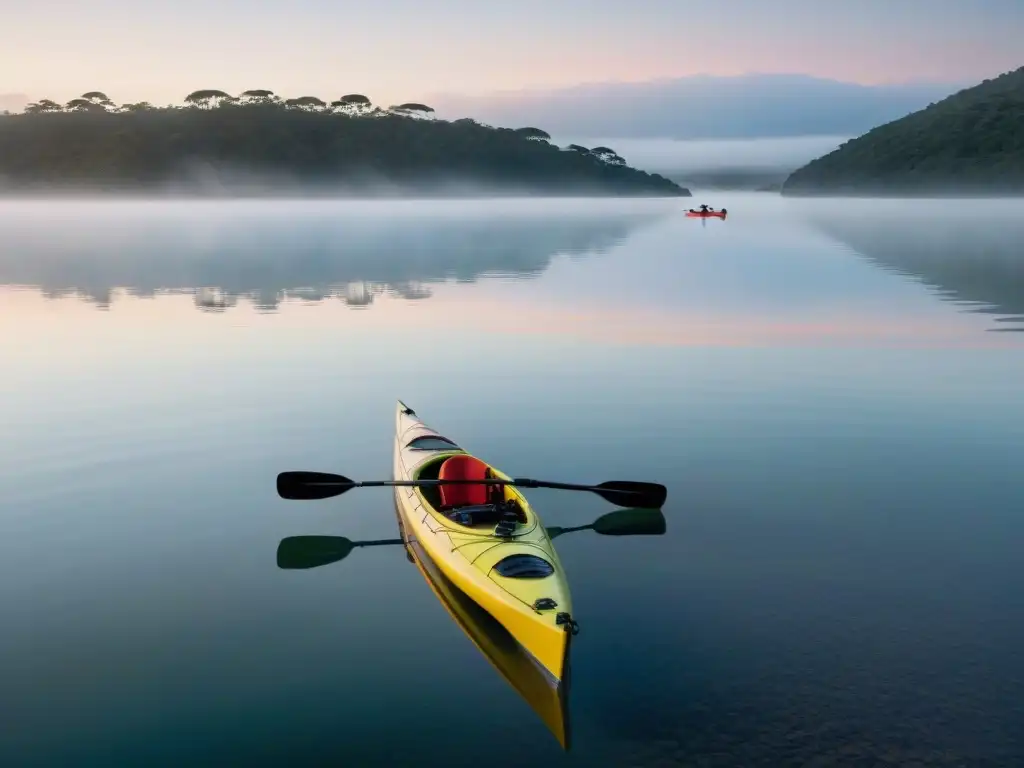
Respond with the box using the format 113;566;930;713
394;401;574;683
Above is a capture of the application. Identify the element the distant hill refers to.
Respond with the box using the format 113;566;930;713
428;75;963;140
0;90;687;197
782;66;1024;196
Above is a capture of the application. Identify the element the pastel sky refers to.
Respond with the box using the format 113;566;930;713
2;0;1022;105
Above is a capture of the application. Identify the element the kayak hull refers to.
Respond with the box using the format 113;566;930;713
394;497;571;749
392;400;573;685
686;210;727;219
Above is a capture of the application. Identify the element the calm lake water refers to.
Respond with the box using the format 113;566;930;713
2;194;1023;767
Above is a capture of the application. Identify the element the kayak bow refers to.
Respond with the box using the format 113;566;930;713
393;400;574;685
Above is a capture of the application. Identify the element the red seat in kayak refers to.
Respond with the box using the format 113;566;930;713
439;455;492;508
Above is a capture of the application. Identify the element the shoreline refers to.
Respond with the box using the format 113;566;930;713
781;189;1024;199
0;187;692;201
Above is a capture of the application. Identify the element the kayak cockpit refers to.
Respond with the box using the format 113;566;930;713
406;435;461;451
414;454;529;535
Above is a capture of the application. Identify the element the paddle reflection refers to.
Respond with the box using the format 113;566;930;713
276;505;667;750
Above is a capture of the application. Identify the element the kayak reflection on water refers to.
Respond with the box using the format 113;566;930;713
275;506;667;751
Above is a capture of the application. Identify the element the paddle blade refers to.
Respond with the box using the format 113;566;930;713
591;508;667;536
277;471;355;500
592;481;667;509
277;536;356;569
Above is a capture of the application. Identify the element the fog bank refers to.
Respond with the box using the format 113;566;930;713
557;135;847;174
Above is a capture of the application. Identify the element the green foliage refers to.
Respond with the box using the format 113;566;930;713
334;94;373;117
395;102;433;113
66;98;103;112
782;65;1024;196
515;127;551;141
388;102;435;119
285;96;327;110
23;99;62;114
0;90;688;196
79;92;115;110
184;90;234;109
591;146;626;166
240;90;279;106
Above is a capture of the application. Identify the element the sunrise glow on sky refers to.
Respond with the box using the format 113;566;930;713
3;0;1022;106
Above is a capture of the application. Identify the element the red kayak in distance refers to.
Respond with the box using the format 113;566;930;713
686;208;727;219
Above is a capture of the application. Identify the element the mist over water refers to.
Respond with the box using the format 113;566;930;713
0;169;687;200
2;194;1020;331
0;198;669;311
2;195;1023;767
557;135;850;175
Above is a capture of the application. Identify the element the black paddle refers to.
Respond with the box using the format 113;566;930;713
276;471;667;509
277;509;667;569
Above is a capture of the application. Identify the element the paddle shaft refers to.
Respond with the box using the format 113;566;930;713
326;477;636;495
277;470;666;507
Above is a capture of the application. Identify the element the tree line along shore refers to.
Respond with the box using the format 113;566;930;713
0;90;689;197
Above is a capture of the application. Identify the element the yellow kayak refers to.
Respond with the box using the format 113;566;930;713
393;400;575;685
393;497;571;749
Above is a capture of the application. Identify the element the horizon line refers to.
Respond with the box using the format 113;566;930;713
422;71;980;100
3;68;993;109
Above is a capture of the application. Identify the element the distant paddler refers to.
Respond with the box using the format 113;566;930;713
686;204;728;218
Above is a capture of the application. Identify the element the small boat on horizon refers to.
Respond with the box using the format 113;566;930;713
686;206;727;219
